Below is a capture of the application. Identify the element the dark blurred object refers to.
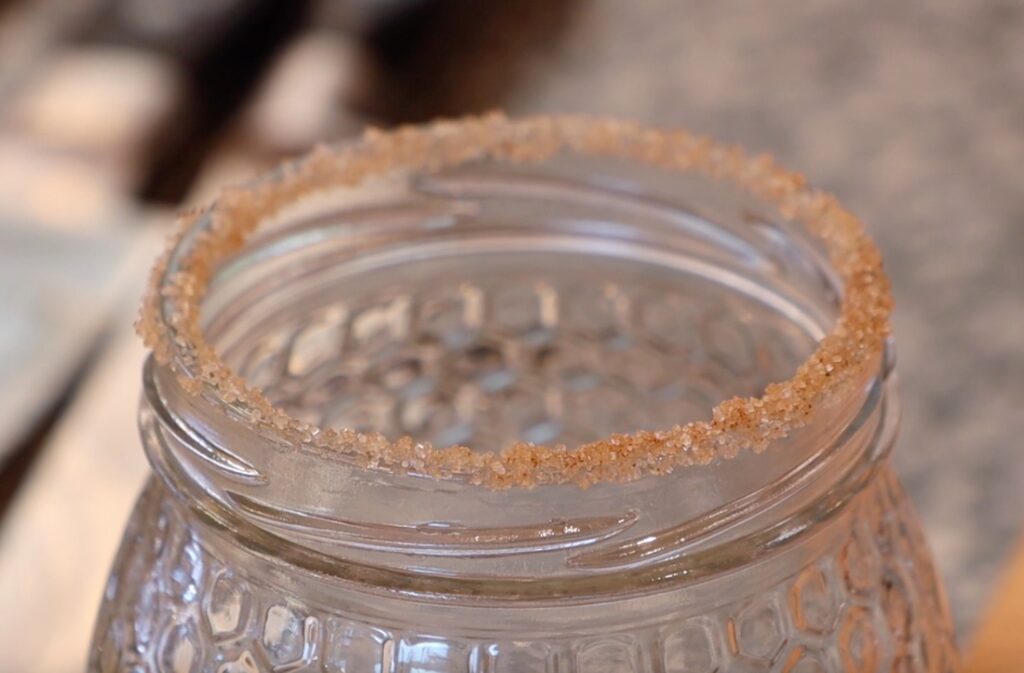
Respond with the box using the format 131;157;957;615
4;0;558;202
351;0;578;123
74;0;312;202
184;30;360;204
229;30;359;157
312;0;429;35
77;0;303;71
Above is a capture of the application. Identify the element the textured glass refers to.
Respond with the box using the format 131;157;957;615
92;472;956;672
90;151;957;672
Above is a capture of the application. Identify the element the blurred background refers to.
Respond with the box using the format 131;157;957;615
0;0;1021;670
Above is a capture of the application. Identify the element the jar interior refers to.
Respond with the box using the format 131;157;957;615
202;155;839;454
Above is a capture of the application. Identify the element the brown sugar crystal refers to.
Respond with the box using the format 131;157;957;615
137;114;892;489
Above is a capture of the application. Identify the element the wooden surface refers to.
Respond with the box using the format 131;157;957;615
965;540;1024;672
0;231;159;673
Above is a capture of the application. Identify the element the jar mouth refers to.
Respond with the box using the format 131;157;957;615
137;113;892;489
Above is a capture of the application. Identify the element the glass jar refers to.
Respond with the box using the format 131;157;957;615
90;116;959;672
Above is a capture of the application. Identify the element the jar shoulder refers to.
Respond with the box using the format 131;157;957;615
88;468;959;673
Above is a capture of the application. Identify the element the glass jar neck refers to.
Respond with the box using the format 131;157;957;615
140;153;896;600
142;351;894;598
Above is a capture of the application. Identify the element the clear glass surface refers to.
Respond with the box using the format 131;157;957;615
90;145;958;672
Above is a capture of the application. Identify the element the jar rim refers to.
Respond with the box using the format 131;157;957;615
137;113;892;489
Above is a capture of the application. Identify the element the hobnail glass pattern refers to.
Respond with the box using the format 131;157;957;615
92;130;956;673
90;470;957;673
231;272;814;453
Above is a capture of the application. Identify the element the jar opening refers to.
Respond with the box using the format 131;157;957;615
138;114;891;489
205;167;830;454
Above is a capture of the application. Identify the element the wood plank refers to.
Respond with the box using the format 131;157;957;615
965;538;1024;673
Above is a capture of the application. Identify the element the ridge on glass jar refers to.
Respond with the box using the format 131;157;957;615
90;116;958;673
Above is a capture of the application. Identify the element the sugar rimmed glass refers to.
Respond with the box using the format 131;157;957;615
90;116;958;673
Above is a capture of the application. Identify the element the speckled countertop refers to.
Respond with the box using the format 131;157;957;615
484;0;1024;634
